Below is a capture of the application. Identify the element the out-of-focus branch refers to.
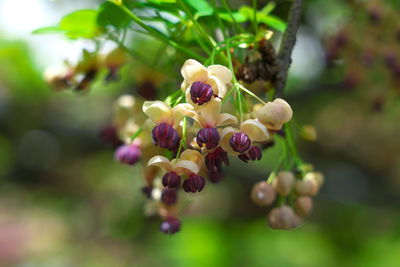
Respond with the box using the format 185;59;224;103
275;0;304;97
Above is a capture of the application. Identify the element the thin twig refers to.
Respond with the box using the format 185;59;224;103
275;0;304;97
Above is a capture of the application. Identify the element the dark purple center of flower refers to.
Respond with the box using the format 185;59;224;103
161;188;178;205
238;146;262;163
114;144;141;165
152;123;180;151
160;217;181;234
141;186;153;199
229;132;251;153
196;127;220;150
209;171;223;183
205;147;229;173
183;174;206;193
162;172;181;188
190;81;213;105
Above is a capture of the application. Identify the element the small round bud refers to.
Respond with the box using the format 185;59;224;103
304;172;324;193
267;205;302;230
251;181;276;206
300;125;317;141
273;171;295;196
295;179;318;196
295;196;313;217
160;217;181;234
255;98;293;130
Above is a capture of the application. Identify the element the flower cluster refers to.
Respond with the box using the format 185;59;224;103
251;170;324;230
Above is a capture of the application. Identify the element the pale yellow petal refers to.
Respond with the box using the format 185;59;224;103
220;126;239;155
181;59;208;83
240;119;270;142
198;98;222;127
147;155;173;172
180;149;204;168
216;113;238;127
142;101;172;124
174;160;199;175
207;64;232;84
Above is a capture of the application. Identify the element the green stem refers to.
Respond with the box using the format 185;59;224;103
211;0;227;39
221;0;244;33
176;117;187;158
130;127;143;142
236;83;266;104
252;0;258;34
114;2;205;61
284;122;304;166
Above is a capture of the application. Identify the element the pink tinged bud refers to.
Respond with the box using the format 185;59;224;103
239;146;262;163
152;123;180;151
190;81;213;105
295;179;318;196
205;147;229;173
295;196;313;217
160;217;181;234
114;144;141;165
162;172;181;188
196;127;220;150
229;132;251;153
183;174;206;193
161;188;178;205
267;205;302;230
273;171;295;196
251;181;276;206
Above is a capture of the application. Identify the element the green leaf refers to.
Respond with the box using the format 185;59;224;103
184;0;214;17
147;0;176;3
59;9;100;39
258;15;287;32
32;26;63;35
260;2;276;15
219;11;247;23
97;2;131;29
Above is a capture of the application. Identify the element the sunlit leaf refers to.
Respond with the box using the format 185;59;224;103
59;9;100;39
32;26;63;35
258;15;287;32
219;11;247;23
184;0;214;17
97;2;132;29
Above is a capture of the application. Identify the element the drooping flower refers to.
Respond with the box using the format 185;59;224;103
181;59;232;106
114;143;141;165
190;98;237;150
205;147;229;173
143;101;196;150
221;119;270;155
239;146;262;162
183;173;206;193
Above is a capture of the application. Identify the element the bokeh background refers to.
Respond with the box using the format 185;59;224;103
1;0;400;266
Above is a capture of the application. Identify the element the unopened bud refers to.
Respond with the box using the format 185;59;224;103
304;171;324;191
273;171;295;196
300;125;317;141
295;196;313;217
251;181;276;206
267;205;302;230
255;98;293;130
295;179;318;196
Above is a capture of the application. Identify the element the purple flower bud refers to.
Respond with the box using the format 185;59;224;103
205;147;229;173
160;217;181;234
141;186;153;199
238;146;262;163
114;144;141;165
190;81;213;105
162;172;181;188
152;123;180;151
209;171;223;183
196;127;220;150
229;132;251;153
183;174;206;193
161;188;178;205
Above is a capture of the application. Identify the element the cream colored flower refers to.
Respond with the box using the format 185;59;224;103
147;150;202;175
255;98;293;130
180;59;232;100
142;101;196;127
190;98;237;128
